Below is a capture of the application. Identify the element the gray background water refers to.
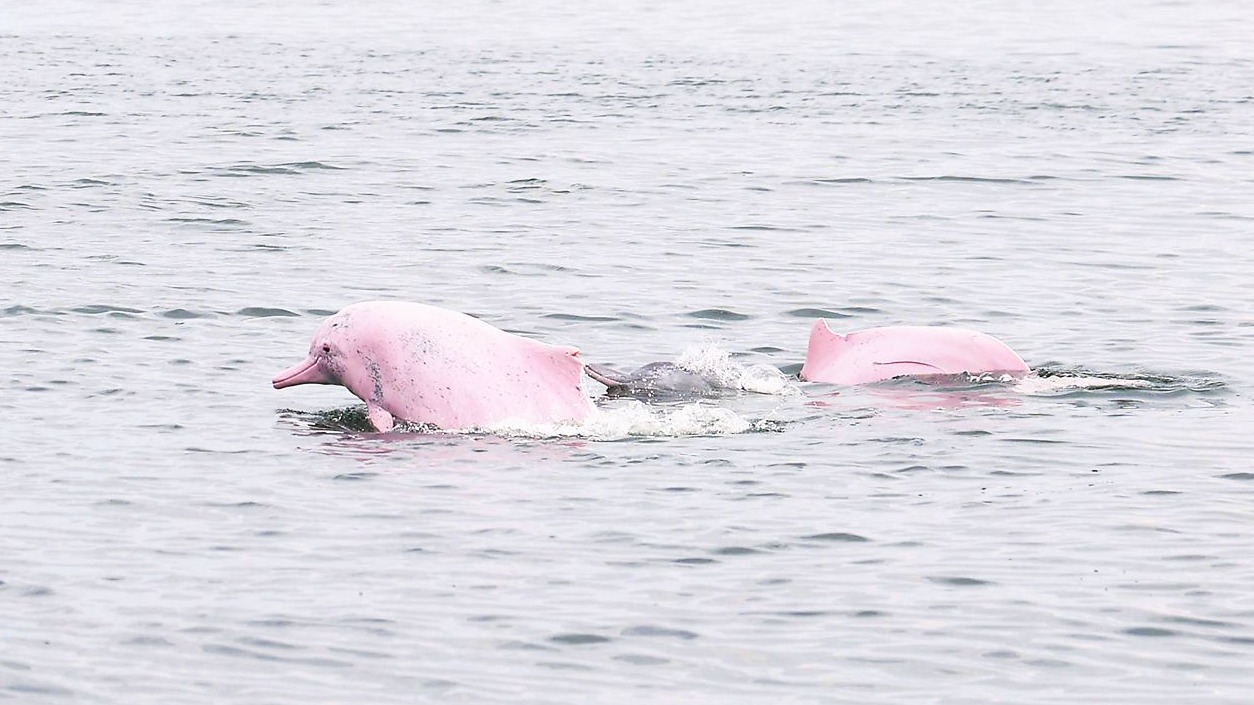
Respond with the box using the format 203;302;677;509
4;0;1253;702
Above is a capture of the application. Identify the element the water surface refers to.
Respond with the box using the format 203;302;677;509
3;1;1254;702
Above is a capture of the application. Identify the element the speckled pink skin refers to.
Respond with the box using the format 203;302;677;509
273;301;594;431
799;320;1029;385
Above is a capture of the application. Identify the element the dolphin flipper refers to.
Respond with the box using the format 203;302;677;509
367;404;395;433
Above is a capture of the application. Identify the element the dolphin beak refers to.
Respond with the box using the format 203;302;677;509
272;355;333;389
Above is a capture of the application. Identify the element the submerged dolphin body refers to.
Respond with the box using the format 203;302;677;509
799;320;1030;385
585;361;718;401
273;301;594;431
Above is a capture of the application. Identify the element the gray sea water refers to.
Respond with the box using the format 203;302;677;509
4;0;1254;702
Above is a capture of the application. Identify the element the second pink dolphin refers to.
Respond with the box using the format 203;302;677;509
273;301;594;431
800;319;1029;385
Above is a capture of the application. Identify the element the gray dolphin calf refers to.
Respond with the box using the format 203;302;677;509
585;362;718;401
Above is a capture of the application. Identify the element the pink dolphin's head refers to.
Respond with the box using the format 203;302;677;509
273;301;596;432
272;313;351;390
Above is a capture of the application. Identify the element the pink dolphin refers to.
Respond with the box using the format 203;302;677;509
273;301;594;431
799;319;1029;385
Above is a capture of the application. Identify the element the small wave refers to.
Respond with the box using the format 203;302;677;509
806;177;874;185
3;305;57;317
1015;375;1152;395
211;162;344;177
900;175;1039;184
728;225;799;232
785;307;852;319
284;407;379;433
167;217;248;226
73;178;114;187
237;307;299;318
542;313;619;322
1017;366;1226;396
72;304;145;315
160;308;215;320
221;165;299;176
686;308;751;322
505;177;545;190
282;161;346;171
286;402;758;439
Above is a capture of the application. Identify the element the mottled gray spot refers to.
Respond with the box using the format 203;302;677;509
366;360;384;404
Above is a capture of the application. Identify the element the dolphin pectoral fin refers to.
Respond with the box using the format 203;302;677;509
367;404;395;432
585;363;630;388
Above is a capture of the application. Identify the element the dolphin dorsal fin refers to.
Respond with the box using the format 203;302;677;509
810;318;848;350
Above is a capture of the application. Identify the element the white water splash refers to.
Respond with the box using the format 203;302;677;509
1014;373;1154;395
484;401;753;440
676;344;800;396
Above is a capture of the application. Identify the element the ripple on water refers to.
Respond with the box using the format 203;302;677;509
208;162;347;177
613;654;670;665
1124;627;1178;638
711;546;765;556
237;307;299;317
161;308;214;319
926;576;995;587
2;305;52;316
1023;367;1229;398
72;304;144;315
7;682;74;697
801;532;871;543
785;307;853;319
548;633;613;646
542;313;621;322
621;625;699;640
167;217;249;229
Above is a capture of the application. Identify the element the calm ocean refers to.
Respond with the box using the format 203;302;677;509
3;1;1253;702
